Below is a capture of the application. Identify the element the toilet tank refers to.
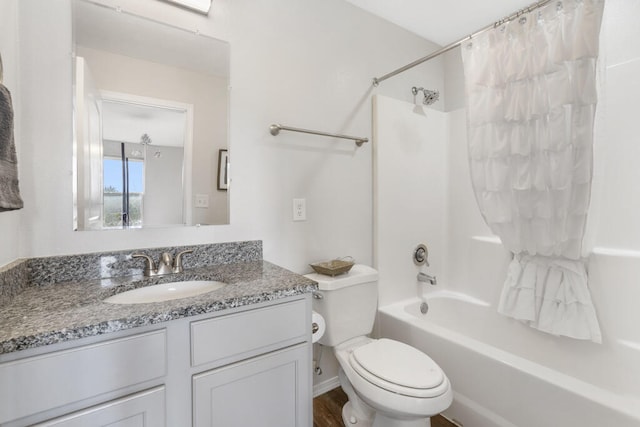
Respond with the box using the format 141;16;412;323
306;265;378;347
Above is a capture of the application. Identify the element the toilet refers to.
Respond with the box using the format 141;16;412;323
307;265;452;427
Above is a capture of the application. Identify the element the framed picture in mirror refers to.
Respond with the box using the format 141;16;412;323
217;149;229;191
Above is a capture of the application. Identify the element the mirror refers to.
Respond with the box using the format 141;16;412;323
72;0;230;230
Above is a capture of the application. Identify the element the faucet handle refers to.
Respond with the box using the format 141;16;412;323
155;252;175;275
132;253;156;276
414;244;430;267
173;249;194;273
159;252;173;266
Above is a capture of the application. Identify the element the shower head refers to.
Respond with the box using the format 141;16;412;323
411;86;440;106
422;89;439;105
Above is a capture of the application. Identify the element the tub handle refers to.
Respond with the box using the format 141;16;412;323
414;244;430;266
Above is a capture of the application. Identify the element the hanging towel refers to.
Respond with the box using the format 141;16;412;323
0;83;23;211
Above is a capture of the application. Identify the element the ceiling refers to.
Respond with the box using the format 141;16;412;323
344;0;539;46
102;101;187;147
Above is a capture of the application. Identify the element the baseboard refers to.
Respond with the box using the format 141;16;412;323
313;376;340;398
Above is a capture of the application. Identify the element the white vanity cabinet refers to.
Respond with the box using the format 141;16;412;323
0;330;167;426
193;344;308;427
191;299;310;427
0;295;312;427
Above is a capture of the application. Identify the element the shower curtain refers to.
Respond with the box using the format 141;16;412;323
461;0;605;342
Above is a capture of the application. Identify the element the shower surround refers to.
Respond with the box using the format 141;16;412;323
372;93;640;426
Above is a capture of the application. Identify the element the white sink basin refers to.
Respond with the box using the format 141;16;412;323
104;280;225;304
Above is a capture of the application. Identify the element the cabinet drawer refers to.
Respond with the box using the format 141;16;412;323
191;299;307;367
0;330;166;425
34;386;165;427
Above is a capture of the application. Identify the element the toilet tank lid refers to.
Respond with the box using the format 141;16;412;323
304;264;378;291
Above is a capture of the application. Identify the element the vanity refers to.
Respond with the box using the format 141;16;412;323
0;241;317;427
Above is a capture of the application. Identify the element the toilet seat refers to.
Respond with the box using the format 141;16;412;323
349;338;447;398
335;336;453;419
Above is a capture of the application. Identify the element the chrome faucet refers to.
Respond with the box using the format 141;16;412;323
417;272;437;285
132;250;194;276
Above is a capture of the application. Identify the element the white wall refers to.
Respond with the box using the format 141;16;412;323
12;0;444;273
581;0;640;357
444;108;510;302
144;145;185;226
595;0;640;250
373;95;448;306
228;0;445;272
443;48;465;112
0;0;22;267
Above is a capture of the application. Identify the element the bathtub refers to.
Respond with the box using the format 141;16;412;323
377;291;640;427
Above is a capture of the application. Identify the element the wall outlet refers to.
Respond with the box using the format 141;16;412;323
195;194;209;208
293;198;306;221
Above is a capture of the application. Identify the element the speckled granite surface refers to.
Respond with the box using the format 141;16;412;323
27;240;263;286
0;259;29;306
0;260;317;354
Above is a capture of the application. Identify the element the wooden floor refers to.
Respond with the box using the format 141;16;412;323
313;387;456;427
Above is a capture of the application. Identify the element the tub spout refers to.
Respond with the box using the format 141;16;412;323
418;272;437;285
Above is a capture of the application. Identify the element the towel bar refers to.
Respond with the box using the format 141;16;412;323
269;124;368;147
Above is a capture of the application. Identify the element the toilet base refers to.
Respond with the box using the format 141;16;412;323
342;401;372;427
339;368;433;427
339;369;374;426
341;402;432;427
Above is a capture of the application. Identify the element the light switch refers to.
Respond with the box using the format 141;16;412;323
293;198;306;221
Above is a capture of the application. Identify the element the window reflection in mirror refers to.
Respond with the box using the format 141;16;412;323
72;0;230;230
100;95;190;229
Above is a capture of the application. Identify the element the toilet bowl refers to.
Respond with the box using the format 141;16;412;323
307;265;452;427
335;336;452;427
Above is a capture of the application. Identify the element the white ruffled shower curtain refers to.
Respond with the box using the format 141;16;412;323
461;0;605;342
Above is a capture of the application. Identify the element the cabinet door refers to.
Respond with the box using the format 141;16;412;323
0;330;166;425
193;343;310;427
35;387;165;427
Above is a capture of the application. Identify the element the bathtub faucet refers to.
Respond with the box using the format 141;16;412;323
417;272;437;285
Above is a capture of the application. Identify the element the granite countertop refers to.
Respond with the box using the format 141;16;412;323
0;261;317;355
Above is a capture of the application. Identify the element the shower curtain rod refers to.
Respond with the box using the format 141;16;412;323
269;124;369;147
371;0;552;86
